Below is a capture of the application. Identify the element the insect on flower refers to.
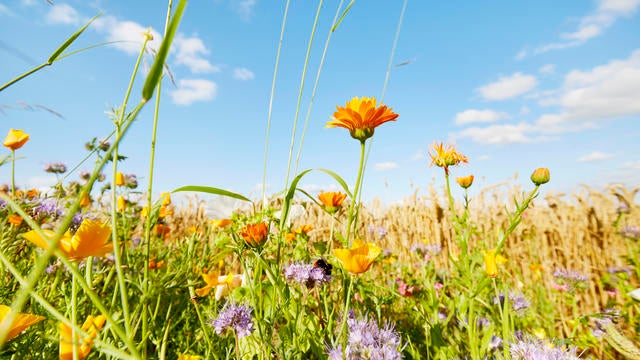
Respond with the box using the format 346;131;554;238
312;258;333;277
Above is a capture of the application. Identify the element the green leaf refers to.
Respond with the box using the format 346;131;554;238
172;185;251;202
142;0;187;101
280;169;313;229
48;13;100;64
316;168;353;197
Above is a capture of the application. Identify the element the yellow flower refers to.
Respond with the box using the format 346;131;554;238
529;263;543;281
79;192;91;208
160;192;172;206
285;224;313;243
333;238;382;274
240;222;269;247
195;271;243;300
3;129;30;150
117;196;126;212
484;249;507;278
429;142;468;174
23;219;113;260
59;315;106;360
326;97;399;142
209;218;232;230
0;305;44;342
114;172;125;187
7;214;23;226
530;167;550;186
456;175;474;189
318;191;347;214
178;355;202;360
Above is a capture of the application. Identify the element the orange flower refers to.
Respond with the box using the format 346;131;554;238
326;97;398;142
429;142;468;174
484;249;507;278
318;191;347;214
23;219;113;260
79;192;91;208
456;175;474;189
155;224;171;239
333;238;382;274
3;129;30;150
285;224;313;243
530;167;550;186
0;305;44;342
7;214;23;226
195;271;243;299
209;219;232;230
59;315;106;360
26;189;39;199
240;222;269;246
114;172;125;187
148;259;165;270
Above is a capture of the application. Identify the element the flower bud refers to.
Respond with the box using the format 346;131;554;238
456;175;474;189
530;168;550;186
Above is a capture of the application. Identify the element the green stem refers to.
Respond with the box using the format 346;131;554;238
338;275;355;353
0;63;49;93
72;274;78;360
495;185;539;253
10;149;15;197
346;141;366;244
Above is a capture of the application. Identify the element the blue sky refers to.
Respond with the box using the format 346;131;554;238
1;0;639;206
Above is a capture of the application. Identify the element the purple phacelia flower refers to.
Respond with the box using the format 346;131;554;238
283;262;331;289
33;199;63;218
620;225;640;239
209;303;254;338
328;312;402;359
509;335;580;360
493;292;530;315
43;162;67;174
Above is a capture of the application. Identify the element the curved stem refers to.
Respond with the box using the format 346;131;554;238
346;141;366;244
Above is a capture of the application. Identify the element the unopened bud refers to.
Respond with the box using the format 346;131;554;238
456;175;474;189
530;168;550;186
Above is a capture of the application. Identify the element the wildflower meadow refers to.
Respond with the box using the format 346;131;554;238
1;1;639;359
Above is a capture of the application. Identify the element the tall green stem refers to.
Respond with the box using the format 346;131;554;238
72;275;78;360
10;150;16;197
346;141;367;244
337;275;355;353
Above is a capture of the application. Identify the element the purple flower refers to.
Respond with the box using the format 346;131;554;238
488;335;503;352
43;162;67;174
493;292;530;315
509;336;579;360
33;199;63;218
209;303;254;338
553;268;589;291
620;226;640;239
79;171;91;182
410;243;442;257
328;312;402;359
283;262;331;289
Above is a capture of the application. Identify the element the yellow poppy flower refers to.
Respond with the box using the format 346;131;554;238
209;218;232;230
318;192;347;214
59;315;106;360
195;271;243;300
326;97;398;142
117;196;126;212
484;249;507;278
333;238;382;274
114;172;125;187
0;305;44;342
23;219;113;260
3;129;30;150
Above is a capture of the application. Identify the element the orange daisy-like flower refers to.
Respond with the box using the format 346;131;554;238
3;129;30;150
240;222;269;247
429;142;468;175
455;175;474;189
318;191;347;214
7;214;23;226
0;305;45;342
333;238;382;274
326;97;399;142
23;219;113;260
59;315;106;360
285;224;313;243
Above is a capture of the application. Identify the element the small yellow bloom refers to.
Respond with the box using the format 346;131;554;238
484;249;507;278
0;305;44;342
79;192;91;208
114;172;125;187
285;224;313;243
23;219;113;260
158;205;173;218
333;238;382;274
178;355;202;360
456;175;474;189
529;263;543;280
530;167;550;186
3;129;30;150
429;142;468;174
195;271;243;300
7;214;23;226
117;196;126;212
209;218;232;230
59;315;106;360
160;192;171;207
318;192;347;214
533;327;546;340
326;97;399;142
240;222;269;247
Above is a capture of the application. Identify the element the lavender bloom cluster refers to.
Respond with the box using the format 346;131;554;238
620;225;640;239
553;268;589;291
367;225;388;238
209;303;254;338
283;262;331;289
33;199;63;219
493;292;530;315
327;312;402;360
43;162;67;174
509;336;580;360
410;243;442;257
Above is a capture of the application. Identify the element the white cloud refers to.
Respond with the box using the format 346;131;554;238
374;162;399;171
578;151;614;162
174;34;219;74
519;106;531;115
454;109;510;125
519;0;640;58
46;3;80;25
476;73;538;101
233;67;254;80
93;16;162;55
623;160;640;169
170;79;217;106
457;123;549;144
300;183;339;193
234;0;257;20
26;175;57;191
539;64;555;74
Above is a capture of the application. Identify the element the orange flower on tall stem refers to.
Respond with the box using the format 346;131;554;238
326;97;398;142
3;129;30;150
318;191;347;215
59;315;106;360
0;305;44;342
23;219;113;260
333;238;382;274
240;222;269;247
429;142;468;175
